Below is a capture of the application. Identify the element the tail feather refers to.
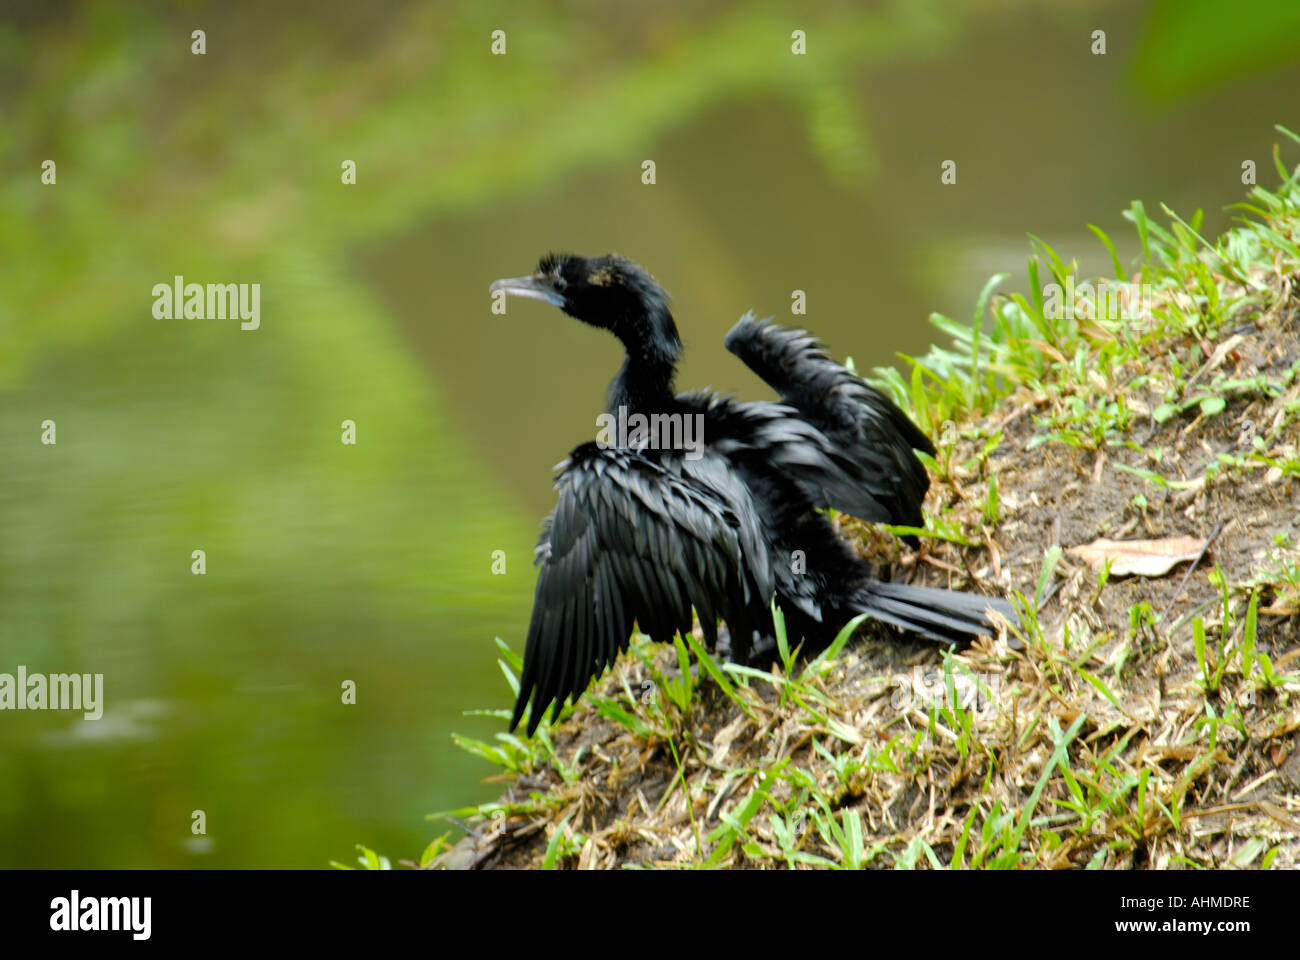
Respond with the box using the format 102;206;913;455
853;580;1013;645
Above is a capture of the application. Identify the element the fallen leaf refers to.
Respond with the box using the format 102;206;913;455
1067;535;1207;577
712;714;750;748
1186;333;1245;388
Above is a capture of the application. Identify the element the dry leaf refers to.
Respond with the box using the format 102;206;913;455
1067;535;1207;577
1185;333;1245;388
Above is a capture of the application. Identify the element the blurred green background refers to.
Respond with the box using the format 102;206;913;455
1;0;1298;867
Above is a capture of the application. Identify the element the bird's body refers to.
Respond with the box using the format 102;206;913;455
492;253;1011;735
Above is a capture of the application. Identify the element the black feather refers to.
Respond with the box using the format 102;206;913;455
497;254;1017;735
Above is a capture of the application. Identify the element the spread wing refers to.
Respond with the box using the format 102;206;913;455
510;443;772;735
724;313;933;531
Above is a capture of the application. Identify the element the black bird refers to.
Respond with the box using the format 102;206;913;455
492;253;1012;735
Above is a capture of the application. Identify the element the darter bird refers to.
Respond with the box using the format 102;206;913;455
491;253;1012;735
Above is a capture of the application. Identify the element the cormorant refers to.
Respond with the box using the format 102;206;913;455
492;253;1011;735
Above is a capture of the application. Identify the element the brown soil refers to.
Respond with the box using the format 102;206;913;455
441;294;1300;871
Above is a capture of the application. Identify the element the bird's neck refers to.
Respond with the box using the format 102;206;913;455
607;348;677;415
605;307;681;415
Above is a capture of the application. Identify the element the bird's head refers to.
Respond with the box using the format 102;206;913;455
490;253;681;361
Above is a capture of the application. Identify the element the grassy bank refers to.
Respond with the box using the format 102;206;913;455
384;126;1299;870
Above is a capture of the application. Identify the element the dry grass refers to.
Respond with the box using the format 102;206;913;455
409;132;1300;872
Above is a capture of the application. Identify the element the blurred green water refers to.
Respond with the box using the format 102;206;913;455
1;0;1298;867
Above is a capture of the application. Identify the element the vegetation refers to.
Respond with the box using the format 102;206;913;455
340;126;1300;871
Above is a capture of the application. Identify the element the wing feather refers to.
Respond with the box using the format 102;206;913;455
723;313;933;531
510;443;768;734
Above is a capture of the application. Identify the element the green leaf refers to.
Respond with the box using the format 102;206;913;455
1088;223;1127;281
418;835;448;868
801;612;868;681
1230;836;1264;868
543;814;573;870
683;630;754;718
1009;714;1087;853
1199;396;1226;417
1035;545;1062;610
1128;200;1151;262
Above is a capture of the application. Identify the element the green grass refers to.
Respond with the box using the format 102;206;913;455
371;125;1300;870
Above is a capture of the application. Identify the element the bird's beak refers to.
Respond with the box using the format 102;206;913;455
489;274;565;307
